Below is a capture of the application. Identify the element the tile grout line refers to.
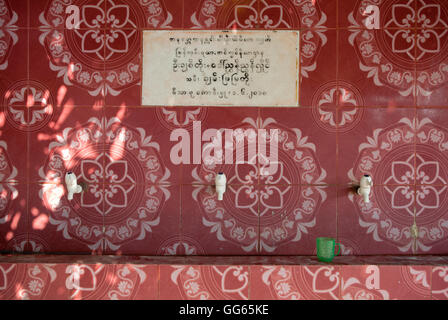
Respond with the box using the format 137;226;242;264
247;264;251;300
157;264;161;300
257;105;261;254
335;21;340;245
139;23;144;109
26;7;30;251
21;182;444;187
88;105;436;109
179;183;183;253
182;0;185;29
413;25;417;254
101;104;106;255
430;265;433;300
16;26;448;31
336;0;339;29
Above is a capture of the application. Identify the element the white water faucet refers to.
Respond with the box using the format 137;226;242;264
65;171;83;200
215;172;227;201
357;174;373;203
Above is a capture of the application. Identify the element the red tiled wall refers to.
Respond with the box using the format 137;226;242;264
0;263;447;300
1;1;448;256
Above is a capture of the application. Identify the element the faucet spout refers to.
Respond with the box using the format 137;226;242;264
362;192;370;203
215;172;227;201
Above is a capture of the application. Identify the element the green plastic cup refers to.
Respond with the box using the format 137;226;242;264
316;237;341;262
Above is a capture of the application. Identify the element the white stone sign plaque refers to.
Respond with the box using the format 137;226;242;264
142;30;300;107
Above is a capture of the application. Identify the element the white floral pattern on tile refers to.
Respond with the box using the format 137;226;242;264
0;139;19;229
190;0;327;80
261;266;340;300
192;117;327;253
349;117;448;253
311;81;364;132
38;0;172;97
107;265;147;300
170;266;249;300
348;0;448;97
17;265;57;300
157;236;205;255
432;266;448;299
39;117;171;251
3;81;54;132
155;107;209;131
0;0;18;70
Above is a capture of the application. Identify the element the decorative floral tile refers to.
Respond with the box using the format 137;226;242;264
260;107;336;185
413;1;448;107
101;108;181;254
310;82;366;135
102;185;181;255
182;107;259;186
338;107;416;186
415;32;448;106
106;0;183;29
0;28;27;97
0;184;28;253
9;263;65;300
29;27;106;107
411;109;448;253
28;183;106;254
0;263;159;300
414;109;448;185
26;106;106;253
160;265;250;300
255;0;336;29
28;105;106;183
0;263;27;299
413;180;448;253
64;263;114;299
30;0;106;29
102;26;141;107
340;265;431;300
0;106;28;183
259;186;337;255
185;0;334;29
339;0;419;29
27;106;180;254
251;265;341;300
104;106;181;183
66;263;157;300
2;0;28;28
299;30;337;107
432;266;448;300
32;0;183;30
416;0;448;30
338;185;417;255
338;29;416;107
181;184;335;255
21;263;68;300
182;184;259;255
101;0;183;106
31;0;182;29
184;0;260;29
131;265;159;300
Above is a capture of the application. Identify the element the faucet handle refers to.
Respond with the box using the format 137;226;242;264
362;174;373;186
